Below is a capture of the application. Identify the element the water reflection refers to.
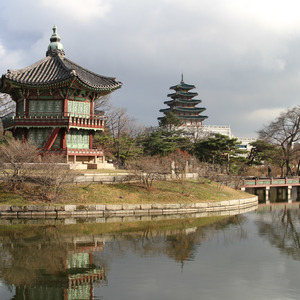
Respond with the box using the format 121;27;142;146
256;204;300;260
1;207;300;299
0;226;106;300
0;216;244;299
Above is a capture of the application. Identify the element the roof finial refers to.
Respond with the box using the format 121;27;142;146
181;73;184;83
46;25;65;57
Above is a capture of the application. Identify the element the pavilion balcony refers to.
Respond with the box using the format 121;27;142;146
1;112;106;131
39;147;104;157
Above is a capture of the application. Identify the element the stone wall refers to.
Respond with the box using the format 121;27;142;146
0;196;258;222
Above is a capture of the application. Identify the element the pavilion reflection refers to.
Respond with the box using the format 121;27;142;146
0;228;106;300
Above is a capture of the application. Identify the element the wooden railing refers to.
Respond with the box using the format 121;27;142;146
2;112;106;130
241;177;300;188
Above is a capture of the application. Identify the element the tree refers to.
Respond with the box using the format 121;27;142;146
126;155;169;191
30;154;79;202
0;93;15;136
247;140;278;166
142;113;194;156
246;139;286;177
0;139;39;191
159;112;183;129
0;93;15;117
94;106;144;166
194;134;242;174
258;106;300;176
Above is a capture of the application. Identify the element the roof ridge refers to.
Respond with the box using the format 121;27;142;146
6;56;51;76
62;57;117;81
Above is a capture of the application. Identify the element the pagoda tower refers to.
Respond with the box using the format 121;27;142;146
0;26;122;166
158;75;207;127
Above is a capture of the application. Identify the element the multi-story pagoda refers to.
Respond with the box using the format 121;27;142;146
158;76;207;127
0;26;122;167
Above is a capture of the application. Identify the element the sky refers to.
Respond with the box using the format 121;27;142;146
0;0;300;137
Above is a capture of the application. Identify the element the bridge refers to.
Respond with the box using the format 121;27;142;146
240;177;300;203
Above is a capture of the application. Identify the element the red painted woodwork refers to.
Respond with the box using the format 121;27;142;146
44;128;61;150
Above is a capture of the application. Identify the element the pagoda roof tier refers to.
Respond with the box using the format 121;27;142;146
172;107;206;113
178;115;208;121
169;76;196;91
169;81;196;91
159;107;206;114
164;99;202;105
167;91;198;98
159;108;171;113
158;115;208;121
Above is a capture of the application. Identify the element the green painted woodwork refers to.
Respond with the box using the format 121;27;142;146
67;129;89;149
28;128;61;148
244;181;255;185
67;253;90;269
68;100;90;117
29;100;63;116
17;101;24;114
287;179;299;184
67;283;91;300
273;180;285;184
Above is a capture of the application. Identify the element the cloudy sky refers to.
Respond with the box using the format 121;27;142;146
0;0;300;137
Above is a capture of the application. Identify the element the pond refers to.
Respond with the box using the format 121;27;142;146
0;204;300;300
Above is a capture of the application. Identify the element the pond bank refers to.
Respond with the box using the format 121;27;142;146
0;196;258;223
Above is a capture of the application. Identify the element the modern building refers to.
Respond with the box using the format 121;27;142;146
0;26;122;167
158;76;208;127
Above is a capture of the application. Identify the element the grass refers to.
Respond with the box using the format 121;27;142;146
0;179;251;205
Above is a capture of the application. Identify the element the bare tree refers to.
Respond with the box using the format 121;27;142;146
94;94;111;114
258;106;300;176
0;93;16;136
126;156;169;191
0;139;39;191
0;93;15;117
0;139;78;200
30;155;79;202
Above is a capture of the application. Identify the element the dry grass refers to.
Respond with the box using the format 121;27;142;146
0;179;251;205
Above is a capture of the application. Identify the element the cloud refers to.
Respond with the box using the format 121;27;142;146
40;0;111;23
244;108;286;124
1;0;300;137
0;42;24;75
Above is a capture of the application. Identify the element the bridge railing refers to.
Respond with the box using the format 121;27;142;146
241;177;300;187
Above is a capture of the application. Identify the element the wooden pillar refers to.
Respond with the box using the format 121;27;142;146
288;186;292;203
62;129;67;149
63;99;68;117
25;98;29;117
89;132;93;149
90;100;94;116
265;186;270;204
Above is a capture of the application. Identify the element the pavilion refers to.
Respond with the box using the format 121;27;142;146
0;26;122;168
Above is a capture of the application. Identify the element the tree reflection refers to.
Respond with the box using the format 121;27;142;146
0;215;247;299
101;215;247;267
256;206;300;260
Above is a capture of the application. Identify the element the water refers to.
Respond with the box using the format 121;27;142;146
1;205;300;299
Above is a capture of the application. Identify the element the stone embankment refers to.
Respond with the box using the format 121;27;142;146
73;172;199;184
0;196;258;224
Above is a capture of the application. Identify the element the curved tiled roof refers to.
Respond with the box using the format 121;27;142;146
164;99;202;105
173;106;206;113
2;54;122;92
169;82;195;91
167;91;198;98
